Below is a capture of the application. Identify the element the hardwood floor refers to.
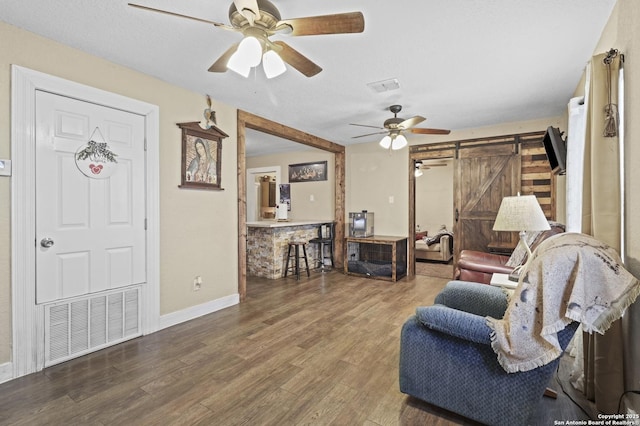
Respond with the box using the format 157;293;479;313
0;271;591;425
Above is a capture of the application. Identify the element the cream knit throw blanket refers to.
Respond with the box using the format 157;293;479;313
487;233;640;373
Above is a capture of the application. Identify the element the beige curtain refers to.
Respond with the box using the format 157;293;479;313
581;51;628;414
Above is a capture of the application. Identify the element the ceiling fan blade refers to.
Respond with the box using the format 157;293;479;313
273;41;322;77
420;163;448;168
128;3;233;30
233;0;260;24
352;131;388;139
208;43;239;72
410;128;452;135
279;12;365;36
398;115;426;130
349;123;385;130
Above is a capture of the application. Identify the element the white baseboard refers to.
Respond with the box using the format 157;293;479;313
0;362;13;384
158;293;240;331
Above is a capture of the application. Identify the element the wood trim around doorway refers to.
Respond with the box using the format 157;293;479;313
237;110;346;301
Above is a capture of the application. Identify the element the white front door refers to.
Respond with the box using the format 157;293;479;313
34;90;147;366
11;66;160;378
35;91;147;303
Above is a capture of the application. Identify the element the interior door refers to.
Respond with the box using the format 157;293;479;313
453;144;520;263
35;90;147;304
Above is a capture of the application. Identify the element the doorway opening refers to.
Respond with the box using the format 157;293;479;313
413;158;455;279
237;110;345;301
247;166;281;222
414;159;454;237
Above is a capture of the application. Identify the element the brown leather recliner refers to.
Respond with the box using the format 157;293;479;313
454;224;565;284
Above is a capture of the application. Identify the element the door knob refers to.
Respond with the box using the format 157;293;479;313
40;238;54;248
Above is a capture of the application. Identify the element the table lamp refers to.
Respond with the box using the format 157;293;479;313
493;194;550;278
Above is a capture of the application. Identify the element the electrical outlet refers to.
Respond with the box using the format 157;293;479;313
0;160;11;177
193;276;202;291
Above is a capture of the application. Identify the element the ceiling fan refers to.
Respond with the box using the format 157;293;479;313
415;160;448;170
128;0;364;78
414;160;448;177
350;105;451;150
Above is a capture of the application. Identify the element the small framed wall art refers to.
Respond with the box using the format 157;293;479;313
177;121;228;190
288;161;328;183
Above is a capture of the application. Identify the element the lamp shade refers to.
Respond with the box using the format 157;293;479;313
262;50;286;79
227;58;251;77
391;134;408;150
493;195;550;232
379;135;392;149
227;36;262;77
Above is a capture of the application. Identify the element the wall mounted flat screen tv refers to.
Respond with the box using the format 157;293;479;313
543;126;567;175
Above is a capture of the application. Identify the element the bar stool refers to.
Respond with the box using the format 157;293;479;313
309;222;335;272
284;240;310;280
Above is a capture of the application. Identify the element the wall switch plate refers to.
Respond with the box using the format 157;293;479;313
0;160;11;176
193;276;202;291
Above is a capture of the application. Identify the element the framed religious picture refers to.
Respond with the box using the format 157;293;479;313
288;161;328;183
177;121;228;190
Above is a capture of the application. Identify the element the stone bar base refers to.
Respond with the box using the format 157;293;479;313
247;224;321;279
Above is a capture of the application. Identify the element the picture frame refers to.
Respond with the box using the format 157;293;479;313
288;161;328;183
177;122;228;190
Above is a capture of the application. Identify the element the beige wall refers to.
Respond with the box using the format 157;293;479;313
247;150;335;221
0;22;239;365
588;0;640;277
346;116;564;237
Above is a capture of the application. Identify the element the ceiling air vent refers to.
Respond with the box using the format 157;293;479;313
367;78;400;93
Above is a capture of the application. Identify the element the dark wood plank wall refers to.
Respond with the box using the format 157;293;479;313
520;138;556;220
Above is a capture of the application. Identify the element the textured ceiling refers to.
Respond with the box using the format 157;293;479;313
0;0;617;155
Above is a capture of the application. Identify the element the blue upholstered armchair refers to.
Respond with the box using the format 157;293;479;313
399;281;578;426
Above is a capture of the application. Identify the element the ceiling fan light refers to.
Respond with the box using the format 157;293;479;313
263;50;286;79
227;58;252;78
227;36;262;76
391;134;407;150
379;135;392;149
241;36;263;66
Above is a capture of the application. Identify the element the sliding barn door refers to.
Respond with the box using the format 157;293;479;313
453;143;520;263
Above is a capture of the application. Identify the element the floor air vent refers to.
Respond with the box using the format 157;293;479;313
45;286;142;366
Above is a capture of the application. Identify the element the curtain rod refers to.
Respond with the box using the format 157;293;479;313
603;48;625;64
